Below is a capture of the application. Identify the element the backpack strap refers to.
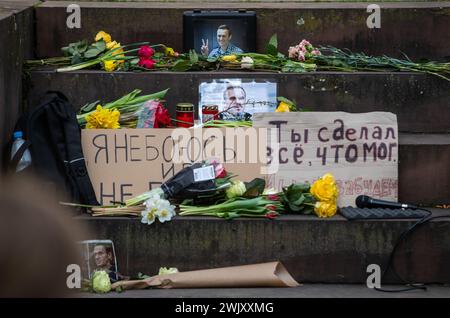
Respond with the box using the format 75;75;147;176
46;94;99;206
58;99;99;206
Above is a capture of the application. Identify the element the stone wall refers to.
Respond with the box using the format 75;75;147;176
0;1;38;172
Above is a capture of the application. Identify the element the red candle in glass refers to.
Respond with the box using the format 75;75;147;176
176;103;194;127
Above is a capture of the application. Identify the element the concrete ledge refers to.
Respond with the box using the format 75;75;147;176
77;209;450;284
35;1;450;60
26;70;450;133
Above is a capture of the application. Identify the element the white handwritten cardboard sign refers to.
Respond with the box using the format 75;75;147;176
253;112;398;207
81;128;264;205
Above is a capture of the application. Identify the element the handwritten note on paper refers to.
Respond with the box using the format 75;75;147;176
253;112;398;207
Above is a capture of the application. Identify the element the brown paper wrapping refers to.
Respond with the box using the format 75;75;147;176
111;261;299;290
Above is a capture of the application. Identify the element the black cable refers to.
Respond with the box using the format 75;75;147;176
375;208;450;292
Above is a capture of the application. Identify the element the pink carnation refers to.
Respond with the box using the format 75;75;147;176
288;46;298;59
300;39;311;47
298;51;305;61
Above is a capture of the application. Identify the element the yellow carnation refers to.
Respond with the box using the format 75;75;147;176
314;201;337;218
95;31;112;44
86;105;120;129
110;43;125;64
275;101;291;112
221;55;237;62
103;60;117;72
310;173;339;202
106;40;119;50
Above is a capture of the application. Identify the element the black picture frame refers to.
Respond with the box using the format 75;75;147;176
183;10;256;55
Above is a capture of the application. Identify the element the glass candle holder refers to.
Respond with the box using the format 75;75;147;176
176;103;194;128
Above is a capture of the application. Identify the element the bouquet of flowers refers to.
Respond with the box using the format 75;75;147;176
78;89;170;128
179;172;339;219
85;158;235;223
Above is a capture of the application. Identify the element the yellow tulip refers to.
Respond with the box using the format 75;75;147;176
275;101;291;112
95;31;112;44
165;47;175;56
221;55;237;62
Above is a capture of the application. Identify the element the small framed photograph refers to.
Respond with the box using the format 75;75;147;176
183;10;256;58
78;240;120;282
199;79;278;122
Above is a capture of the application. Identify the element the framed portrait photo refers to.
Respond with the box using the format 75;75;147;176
199;79;277;122
183;10;256;58
78;239;119;282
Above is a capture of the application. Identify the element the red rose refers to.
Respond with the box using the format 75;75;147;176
138;45;154;58
138;58;155;69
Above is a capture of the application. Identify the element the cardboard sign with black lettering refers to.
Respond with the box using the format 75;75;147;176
253;112;398;207
81;128;265;205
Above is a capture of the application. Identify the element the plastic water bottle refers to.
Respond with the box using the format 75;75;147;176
10;131;32;172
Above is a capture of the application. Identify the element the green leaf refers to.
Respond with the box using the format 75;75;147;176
115;286;124;293
189;50;199;64
277;96;296;106
84;48;102;59
61;46;70;56
76;40;88;53
266;34;278;56
303;206;314;215
93;40;106;52
292;194;305;206
243;178;266;198
291;183;310;193
70;54;83;65
79;101;100;114
207;57;219;63
171;59;192;72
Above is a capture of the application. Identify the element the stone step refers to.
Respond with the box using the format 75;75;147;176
76;208;450;284
35;1;450;60
78;284;450;298
26;70;450;133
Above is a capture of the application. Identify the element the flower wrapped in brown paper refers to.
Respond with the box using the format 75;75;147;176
111;261;299;290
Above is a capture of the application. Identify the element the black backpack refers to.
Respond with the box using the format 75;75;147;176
9;91;99;207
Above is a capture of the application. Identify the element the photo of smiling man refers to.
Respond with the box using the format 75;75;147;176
201;25;243;58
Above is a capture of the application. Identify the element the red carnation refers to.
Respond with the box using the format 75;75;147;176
154;103;172;128
138;58;155;69
138;45;154;58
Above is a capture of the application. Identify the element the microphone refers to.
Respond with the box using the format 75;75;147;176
355;195;418;210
